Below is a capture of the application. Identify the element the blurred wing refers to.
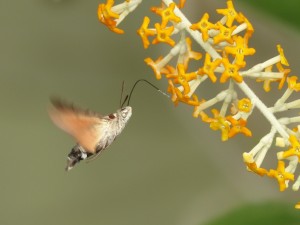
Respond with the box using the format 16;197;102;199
48;98;104;153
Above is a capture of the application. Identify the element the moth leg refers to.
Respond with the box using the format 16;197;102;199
85;148;104;163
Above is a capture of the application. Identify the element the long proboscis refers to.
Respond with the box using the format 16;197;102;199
121;79;169;108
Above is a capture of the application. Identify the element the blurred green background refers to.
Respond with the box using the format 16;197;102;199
0;0;300;225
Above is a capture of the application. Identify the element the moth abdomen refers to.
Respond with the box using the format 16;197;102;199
66;145;92;171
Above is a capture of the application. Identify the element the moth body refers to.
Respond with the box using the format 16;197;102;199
49;99;132;171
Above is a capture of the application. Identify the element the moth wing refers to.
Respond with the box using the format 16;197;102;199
48;99;104;153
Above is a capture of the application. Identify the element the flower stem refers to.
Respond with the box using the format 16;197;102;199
238;81;289;139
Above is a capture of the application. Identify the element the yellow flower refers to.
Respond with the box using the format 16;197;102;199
277;45;289;67
216;0;241;27
278;135;300;162
167;80;178;97
256;66;273;92
276;63;291;90
97;0;124;34
167;79;181;105
98;0;119;20
197;53;222;83
182;94;200;106
237;98;252;113
207;109;230;141
237;12;254;43
190;13;218;42
167;80;200;106
137;17;156;49
227;117;252;138
186;94;200;106
198;110;211;123
182;38;202;69
213;22;237;45
246;162;268;176
152;23;175;46
268;161;294;192
243;153;268;176
257;64;291;91
224;36;256;68
144;56;165;80
151;3;181;28
220;57;243;83
295;202;300;209
166;64;197;97
287;76;300;91
161;64;177;76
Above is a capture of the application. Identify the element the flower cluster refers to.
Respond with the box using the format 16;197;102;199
98;0;300;209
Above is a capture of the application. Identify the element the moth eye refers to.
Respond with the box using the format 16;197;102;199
122;112;127;118
109;114;116;119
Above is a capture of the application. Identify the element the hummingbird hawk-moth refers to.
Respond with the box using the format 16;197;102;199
48;79;167;171
49;98;132;171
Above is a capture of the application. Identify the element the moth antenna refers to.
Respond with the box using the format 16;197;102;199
119;81;125;108
121;94;129;108
125;79;169;107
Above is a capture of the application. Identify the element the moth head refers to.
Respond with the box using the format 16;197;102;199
118;106;132;123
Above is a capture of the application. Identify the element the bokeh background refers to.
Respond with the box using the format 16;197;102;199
1;0;300;224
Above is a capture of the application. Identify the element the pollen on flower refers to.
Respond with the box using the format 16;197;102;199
152;23;176;46
190;13;218;42
224;36;256;68
220;57;243;83
151;3;181;28
207;109;231;141
216;0;242;27
213;22;237;45
237;98;252;113
268;161;294;192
